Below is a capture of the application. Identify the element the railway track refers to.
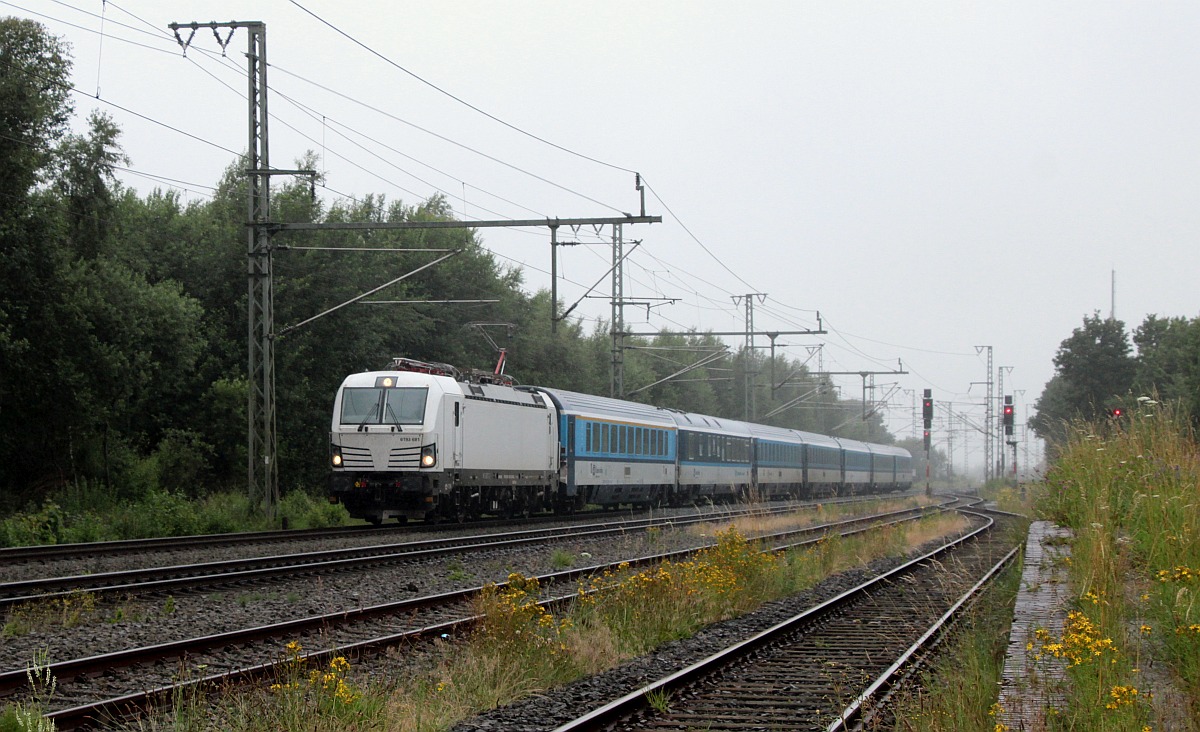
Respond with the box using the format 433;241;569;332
0;498;930;609
1;500;958;730
0;506;664;568
551;507;1018;732
0;494;913;569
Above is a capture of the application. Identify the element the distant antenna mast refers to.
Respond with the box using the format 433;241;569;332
1111;269;1116;320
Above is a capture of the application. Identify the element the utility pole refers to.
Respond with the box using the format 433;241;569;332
611;225;625;398
732;293;767;420
170;20;290;519
821;362;909;435
998;366;1012;479
975;345;993;484
549;226;581;334
902;389;917;439
623;319;826;409
945;406;954;481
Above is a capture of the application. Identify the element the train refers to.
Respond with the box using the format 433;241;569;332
327;357;914;524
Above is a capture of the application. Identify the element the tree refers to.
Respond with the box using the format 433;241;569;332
53;111;128;259
1030;312;1135;443
0;17;73;216
1132;314;1200;423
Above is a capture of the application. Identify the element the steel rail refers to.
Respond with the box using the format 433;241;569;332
0;504;804;606
17;503;956;729
0;503;718;564
549;508;1000;732
3;502;950;695
0;493;921;565
827;518;1020;730
1;498;947;608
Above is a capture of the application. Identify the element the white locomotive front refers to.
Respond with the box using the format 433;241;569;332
328;359;559;523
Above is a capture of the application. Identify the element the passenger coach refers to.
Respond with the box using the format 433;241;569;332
532;387;677;510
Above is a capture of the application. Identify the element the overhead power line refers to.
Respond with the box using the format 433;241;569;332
287;0;639;176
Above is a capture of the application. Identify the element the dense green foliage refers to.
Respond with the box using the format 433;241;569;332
1030;311;1200;447
0;19;885;528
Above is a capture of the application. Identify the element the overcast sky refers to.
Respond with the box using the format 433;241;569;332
10;1;1200;475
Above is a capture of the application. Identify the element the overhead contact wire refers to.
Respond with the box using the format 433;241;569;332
287;0;638;176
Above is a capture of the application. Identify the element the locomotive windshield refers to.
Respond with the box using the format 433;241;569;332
340;387;428;426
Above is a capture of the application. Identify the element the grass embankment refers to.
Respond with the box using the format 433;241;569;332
891;402;1200;731
155;502;966;731
0;489;348;547
1022;401;1200;730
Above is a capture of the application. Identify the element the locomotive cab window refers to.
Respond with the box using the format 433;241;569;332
340;387;428;426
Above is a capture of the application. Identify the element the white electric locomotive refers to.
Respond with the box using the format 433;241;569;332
328;358;557;523
328;357;915;524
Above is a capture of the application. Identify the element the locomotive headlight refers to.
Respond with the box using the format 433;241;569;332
330;446;343;468
420;444;437;468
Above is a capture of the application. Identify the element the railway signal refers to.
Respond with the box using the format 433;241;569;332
922;389;933;429
1003;396;1014;435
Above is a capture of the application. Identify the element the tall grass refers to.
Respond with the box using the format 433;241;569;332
1035;399;1200;727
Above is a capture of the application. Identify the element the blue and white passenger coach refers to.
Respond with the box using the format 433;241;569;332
672;411;754;503
535;387;677;509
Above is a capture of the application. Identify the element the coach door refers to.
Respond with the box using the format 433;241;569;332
446;399;463;468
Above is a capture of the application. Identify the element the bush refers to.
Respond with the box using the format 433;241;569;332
0;502;66;547
153;429;216;498
107;489;202;538
279;490;349;530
